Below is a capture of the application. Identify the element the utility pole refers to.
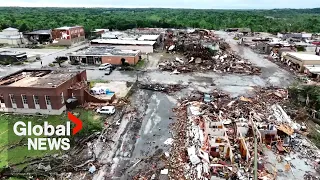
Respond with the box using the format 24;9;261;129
254;128;258;180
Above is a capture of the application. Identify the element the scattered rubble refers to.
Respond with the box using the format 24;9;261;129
167;87;320;180
161;29;261;74
139;83;187;93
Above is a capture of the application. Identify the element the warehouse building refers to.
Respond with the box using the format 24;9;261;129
90;39;156;53
0;69;87;115
68;46;141;65
51;26;85;46
0;27;25;46
284;52;320;72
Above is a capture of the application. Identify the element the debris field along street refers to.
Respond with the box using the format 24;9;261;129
2;27;320;180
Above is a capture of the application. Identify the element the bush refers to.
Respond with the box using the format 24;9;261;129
49;63;55;67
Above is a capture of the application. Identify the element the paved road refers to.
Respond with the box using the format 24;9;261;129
0;43;88;77
215;31;295;86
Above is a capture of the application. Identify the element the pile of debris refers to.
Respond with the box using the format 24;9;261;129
167;87;319;180
159;50;261;74
162;29;261;74
139;83;186;94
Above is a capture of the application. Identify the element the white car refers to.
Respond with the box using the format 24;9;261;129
96;106;115;115
99;63;112;70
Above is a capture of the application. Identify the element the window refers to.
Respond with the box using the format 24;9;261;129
61;92;64;104
33;96;39;105
45;96;51;105
9;94;16;104
71;93;75;97
21;95;27;104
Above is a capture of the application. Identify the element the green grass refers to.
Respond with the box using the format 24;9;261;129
43;46;66;49
89;79;109;88
135;59;146;69
0;109;102;170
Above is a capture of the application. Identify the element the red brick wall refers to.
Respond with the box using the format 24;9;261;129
0;70;87;110
101;55;138;65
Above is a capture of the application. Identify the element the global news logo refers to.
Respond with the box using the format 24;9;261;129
12;112;83;151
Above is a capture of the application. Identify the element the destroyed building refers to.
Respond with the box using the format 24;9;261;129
160;29;261;74
51;26;85;46
0;50;27;64
23;29;52;44
68;46;141;65
168;88;316;180
0;69;87;115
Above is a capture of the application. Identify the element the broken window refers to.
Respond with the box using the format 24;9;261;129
61;92;64;104
21;95;28;104
33;95;39;105
9;94;16;104
45;95;51;105
87;56;94;65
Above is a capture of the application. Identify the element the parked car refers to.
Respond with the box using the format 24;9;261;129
99;63;112;70
96;106;116;115
104;68;112;75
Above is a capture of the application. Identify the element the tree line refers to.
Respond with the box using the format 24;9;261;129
0;7;320;35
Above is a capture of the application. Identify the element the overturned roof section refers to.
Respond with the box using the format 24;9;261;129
91;39;156;46
0;69;84;88
68;46;140;57
0;50;26;56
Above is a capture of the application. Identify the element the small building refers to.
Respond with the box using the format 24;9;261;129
138;34;161;44
23;30;52;44
285;52;320;72
0;50;27;64
0;69;87;115
68;46;141;65
304;65;320;81
51;26;85;46
0;27;25;45
90;39;156;53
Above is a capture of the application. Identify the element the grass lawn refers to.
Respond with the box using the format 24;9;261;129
0;109;102;170
43;46;66;49
135;59;146;69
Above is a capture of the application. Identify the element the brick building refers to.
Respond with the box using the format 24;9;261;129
0;69;87;115
68;46;141;65
51;26;85;46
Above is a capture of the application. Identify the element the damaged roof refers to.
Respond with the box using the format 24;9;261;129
0;69;84;88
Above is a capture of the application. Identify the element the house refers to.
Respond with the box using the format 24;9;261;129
0;69;87;115
68;46;141;65
51;26;85;46
90;39;156;53
0;27;25;45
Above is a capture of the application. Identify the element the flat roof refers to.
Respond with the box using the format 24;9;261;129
0;69;83;88
69;46;140;57
0;50;26;56
24;30;51;35
287;52;320;61
304;65;320;73
91;39;156;46
138;35;160;41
